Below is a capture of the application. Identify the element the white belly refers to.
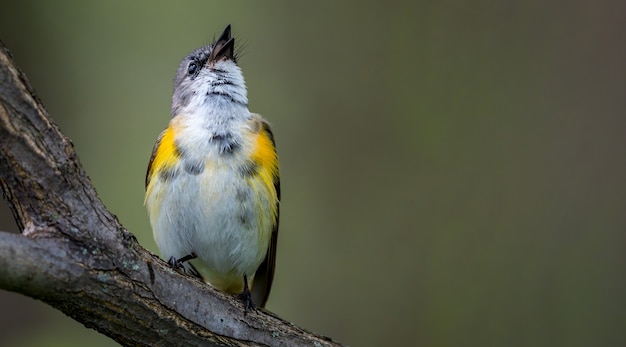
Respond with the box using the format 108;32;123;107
147;163;271;284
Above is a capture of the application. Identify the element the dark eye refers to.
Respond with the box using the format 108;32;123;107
187;62;198;75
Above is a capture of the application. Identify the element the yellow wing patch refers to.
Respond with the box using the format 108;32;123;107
251;125;280;220
145;124;179;197
151;126;179;174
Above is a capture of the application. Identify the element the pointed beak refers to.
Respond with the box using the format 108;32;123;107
209;24;235;62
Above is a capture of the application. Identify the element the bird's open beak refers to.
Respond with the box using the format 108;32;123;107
209;24;234;62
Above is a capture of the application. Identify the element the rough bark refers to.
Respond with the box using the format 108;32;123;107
0;40;341;347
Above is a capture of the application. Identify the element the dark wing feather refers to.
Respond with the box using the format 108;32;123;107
251;121;280;308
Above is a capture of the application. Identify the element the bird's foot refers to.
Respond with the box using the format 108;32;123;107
237;274;256;315
167;252;197;270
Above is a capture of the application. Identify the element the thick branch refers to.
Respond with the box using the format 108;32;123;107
0;41;341;346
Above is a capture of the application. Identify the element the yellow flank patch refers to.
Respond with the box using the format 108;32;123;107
251;129;280;218
147;125;179;188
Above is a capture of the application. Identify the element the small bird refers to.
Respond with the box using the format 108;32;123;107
144;25;279;310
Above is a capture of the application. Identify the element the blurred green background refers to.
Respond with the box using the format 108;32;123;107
1;1;625;346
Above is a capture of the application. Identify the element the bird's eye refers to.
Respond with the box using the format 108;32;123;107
187;62;198;75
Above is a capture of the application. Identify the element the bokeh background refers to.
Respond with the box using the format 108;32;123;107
1;1;625;346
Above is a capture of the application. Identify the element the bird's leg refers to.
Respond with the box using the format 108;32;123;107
237;274;255;314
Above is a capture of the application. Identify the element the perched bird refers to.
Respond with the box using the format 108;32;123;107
145;25;279;309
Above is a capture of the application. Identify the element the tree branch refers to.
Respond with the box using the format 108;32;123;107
0;40;341;347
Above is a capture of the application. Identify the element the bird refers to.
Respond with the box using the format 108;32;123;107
144;24;279;310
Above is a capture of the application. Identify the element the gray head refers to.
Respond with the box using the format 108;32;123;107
171;25;248;116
